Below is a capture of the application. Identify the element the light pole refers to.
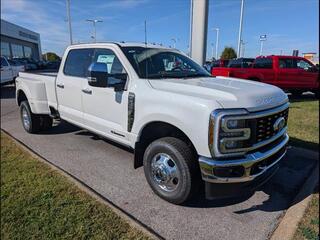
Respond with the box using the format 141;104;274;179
212;27;219;59
86;19;103;42
66;0;73;45
259;34;267;55
237;0;244;57
240;40;247;57
210;43;214;59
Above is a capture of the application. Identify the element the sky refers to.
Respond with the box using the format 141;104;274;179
1;0;319;59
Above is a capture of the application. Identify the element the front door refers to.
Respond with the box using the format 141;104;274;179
296;58;318;89
56;48;94;125
82;48;130;145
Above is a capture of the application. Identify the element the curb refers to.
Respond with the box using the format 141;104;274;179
270;153;319;240
1;130;163;240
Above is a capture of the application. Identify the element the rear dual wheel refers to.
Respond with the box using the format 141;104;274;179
20;101;53;133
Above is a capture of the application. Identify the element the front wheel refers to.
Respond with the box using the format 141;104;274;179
143;137;199;204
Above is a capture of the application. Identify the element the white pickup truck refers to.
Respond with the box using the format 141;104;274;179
1;56;24;85
16;42;290;204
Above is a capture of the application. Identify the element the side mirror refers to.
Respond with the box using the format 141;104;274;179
87;62;108;87
109;73;128;92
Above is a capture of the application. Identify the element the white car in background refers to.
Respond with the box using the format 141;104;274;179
1;56;25;85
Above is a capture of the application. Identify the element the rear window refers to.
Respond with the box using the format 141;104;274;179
211;60;221;67
63;48;94;77
228;59;241;68
253;58;273;69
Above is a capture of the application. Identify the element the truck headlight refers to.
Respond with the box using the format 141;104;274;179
219;117;251;153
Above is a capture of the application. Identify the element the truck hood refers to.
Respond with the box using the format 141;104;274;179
148;76;288;112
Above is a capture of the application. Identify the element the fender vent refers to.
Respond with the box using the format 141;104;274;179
128;92;135;132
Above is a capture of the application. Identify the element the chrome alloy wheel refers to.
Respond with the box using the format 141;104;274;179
22;107;30;130
151;153;180;192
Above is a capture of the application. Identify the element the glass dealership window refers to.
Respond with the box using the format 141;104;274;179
1;42;11;58
11;44;24;58
23;46;32;58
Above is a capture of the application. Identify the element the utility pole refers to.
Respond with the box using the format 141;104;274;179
86;19;103;42
237;0;244;57
212;28;219;59
259;34;267;55
66;0;73;45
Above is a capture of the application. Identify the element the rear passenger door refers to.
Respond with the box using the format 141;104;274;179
57;48;94;125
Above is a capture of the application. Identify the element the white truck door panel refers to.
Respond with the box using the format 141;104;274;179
82;48;129;143
57;48;94;124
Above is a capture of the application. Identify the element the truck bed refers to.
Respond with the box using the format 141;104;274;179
16;71;58;114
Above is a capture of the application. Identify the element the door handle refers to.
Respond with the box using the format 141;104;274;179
57;83;64;89
82;88;92;94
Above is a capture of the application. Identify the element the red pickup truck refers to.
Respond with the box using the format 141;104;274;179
211;55;319;96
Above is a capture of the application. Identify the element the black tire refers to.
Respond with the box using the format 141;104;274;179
20;101;41;133
290;90;302;98
143;137;199;204
40;115;53;131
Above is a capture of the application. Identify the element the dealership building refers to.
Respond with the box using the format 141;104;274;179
1;19;42;60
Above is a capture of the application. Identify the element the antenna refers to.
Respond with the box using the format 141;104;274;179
144;20;147;45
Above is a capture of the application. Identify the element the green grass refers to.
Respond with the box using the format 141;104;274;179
287;100;319;151
293;193;319;240
0;133;150;240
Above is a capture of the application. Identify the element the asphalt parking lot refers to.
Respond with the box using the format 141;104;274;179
1;85;318;240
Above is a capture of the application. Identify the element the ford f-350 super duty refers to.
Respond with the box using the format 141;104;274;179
16;42;290;204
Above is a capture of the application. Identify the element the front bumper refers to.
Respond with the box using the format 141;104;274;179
199;133;289;184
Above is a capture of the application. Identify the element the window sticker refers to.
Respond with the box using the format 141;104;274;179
97;55;115;73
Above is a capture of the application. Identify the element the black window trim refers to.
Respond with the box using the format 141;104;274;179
63;48;94;78
62;47;130;81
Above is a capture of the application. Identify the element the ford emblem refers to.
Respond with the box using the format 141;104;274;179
273;117;286;132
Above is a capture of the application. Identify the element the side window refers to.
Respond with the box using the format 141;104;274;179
296;59;313;71
279;58;294;69
63;49;94;77
92;48;126;85
228;60;241;68
1;57;8;67
254;58;273;69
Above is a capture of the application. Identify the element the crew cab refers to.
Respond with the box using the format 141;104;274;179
1;56;24;85
212;55;319;97
16;43;290;204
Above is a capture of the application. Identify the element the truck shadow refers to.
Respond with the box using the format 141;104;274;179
183;147;318;214
288;92;318;102
38;121;81;135
0;85;16;99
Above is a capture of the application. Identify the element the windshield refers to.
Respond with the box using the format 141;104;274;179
120;47;211;79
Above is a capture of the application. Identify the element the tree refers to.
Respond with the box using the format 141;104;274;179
42;52;61;61
220;47;237;60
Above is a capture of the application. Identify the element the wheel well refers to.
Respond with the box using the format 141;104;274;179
134;121;197;168
17;90;27;106
248;77;260;81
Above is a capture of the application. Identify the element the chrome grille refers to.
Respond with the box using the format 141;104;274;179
256;108;289;143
